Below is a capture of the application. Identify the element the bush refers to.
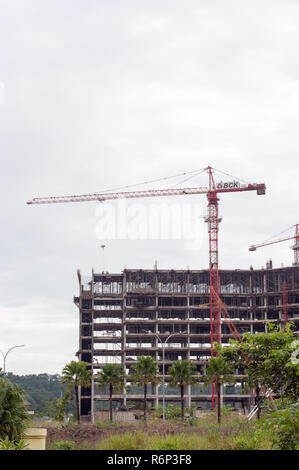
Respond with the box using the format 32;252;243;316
219;405;235;416
153;404;181;420
252;402;299;450
270;404;299;450
0;377;29;442
232;420;275;450
95;421;108;428
0;436;27;450
49;440;77;450
187;417;198;426
234;439;256;450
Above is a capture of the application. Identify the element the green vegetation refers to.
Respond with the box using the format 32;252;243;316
203;355;235;424
95;420;117;428
90;404;298;450
219;321;299;418
0;436;27;450
62;361;92;424
6;372;75;417
0;375;29;442
259;401;299;450
154;403;182;420
48;440;77;450
97;364;125;422
42;399;298;450
54;391;72;422
168;360;197;419
95;421;272;451
130;356;160;422
2;324;298;451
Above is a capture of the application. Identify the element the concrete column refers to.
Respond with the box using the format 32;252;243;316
264;272;268;333
264;296;268;333
122;272;127;406
278;295;283;330
186;273;191;409
91;273;95;423
155;276;159;408
155;327;160;409
249;275;254;334
250;308;253;334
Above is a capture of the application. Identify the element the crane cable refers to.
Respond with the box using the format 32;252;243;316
253;225;295;246
91;167;207;195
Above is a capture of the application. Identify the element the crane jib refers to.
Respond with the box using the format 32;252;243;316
27;183;266;205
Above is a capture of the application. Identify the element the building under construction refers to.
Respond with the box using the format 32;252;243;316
74;263;299;421
26;165;297;419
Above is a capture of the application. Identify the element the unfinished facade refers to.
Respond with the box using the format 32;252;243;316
74;264;299;421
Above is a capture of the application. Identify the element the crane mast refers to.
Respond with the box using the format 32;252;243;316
294;224;299;265
206;168;221;352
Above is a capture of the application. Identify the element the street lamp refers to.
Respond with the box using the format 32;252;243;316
141;330;187;422
0;344;26;374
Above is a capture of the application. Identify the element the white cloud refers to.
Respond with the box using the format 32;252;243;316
0;300;77;375
0;0;298;374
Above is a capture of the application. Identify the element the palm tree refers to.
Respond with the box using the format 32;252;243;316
62;361;92;424
130;356;160;422
204;356;235;424
0;376;29;442
168;360;197;419
97;364;125;422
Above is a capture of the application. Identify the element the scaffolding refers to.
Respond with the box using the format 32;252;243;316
74;265;299;420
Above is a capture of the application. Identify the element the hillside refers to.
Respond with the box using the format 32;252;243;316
6;373;75;416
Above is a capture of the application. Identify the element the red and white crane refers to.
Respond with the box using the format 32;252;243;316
249;224;299;266
27;165;266;404
249;224;299;326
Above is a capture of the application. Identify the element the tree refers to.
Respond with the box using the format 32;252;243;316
62;361;92;424
130;356;160;422
6;373;76;417
220;322;299;418
168;360;197;419
0;376;29;442
97;364;125;422
204;355;235;424
54;390;73;422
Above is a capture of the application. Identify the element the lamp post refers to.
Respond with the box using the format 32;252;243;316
141;330;186;422
0;344;25;374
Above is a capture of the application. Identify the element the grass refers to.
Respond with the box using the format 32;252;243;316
43;410;278;450
95;420;118;428
94;412;274;450
96;426;273;450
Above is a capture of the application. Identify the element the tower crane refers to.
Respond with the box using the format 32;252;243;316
249;224;299;266
249;224;299;326
27;165;266;405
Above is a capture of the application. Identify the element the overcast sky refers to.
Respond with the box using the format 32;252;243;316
0;0;298;375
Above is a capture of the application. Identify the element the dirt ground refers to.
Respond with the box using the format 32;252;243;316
44;421;215;449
